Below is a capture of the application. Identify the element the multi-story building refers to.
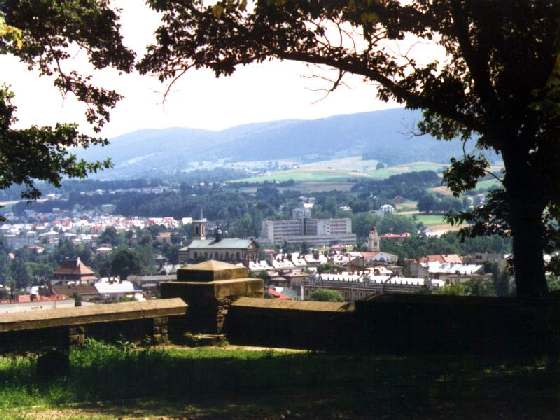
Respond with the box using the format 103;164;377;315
260;203;356;246
179;218;258;265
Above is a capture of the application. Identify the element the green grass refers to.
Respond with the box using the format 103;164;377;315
365;161;447;179
412;214;448;225
234;157;446;183
1;339;559;419
476;178;501;191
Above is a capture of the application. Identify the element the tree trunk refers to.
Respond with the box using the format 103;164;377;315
503;147;548;298
509;201;548;297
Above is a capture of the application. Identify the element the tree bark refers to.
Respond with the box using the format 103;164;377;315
509;200;548;297
503;146;549;298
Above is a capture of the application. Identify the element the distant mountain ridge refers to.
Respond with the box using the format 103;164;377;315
77;108;489;179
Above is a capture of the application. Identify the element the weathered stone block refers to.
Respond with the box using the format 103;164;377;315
176;260;249;282
161;276;264;334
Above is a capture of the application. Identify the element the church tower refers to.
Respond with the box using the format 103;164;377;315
367;226;380;252
192;208;207;240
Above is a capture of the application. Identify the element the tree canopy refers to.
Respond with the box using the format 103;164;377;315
138;0;560;297
0;0;133;199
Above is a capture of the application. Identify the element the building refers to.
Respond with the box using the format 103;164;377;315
50;283;99;301
260;203;356;246
51;257;97;285
94;278;142;301
179;217;258;264
418;254;463;264
367;226;380;252
303;271;444;302
179;238;258;264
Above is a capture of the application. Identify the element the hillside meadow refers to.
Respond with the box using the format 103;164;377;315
235;157;447;183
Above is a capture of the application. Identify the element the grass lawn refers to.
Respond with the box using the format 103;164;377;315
1;340;559;419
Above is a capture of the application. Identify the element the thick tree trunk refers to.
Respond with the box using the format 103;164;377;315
503;147;548;298
509;201;548;297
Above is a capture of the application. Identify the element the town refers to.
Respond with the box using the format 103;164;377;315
0;193;509;313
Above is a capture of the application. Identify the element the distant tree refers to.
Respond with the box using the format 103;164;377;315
91;252;112;278
110;249;142;280
417;193;437;214
10;258;31;290
317;263;339;274
376;162;385;170
139;0;560;297
309;289;344;302
99;227;121;247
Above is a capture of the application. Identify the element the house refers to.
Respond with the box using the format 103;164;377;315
51;257;97;285
418;254;463;264
94;278;142;301
51;283;99;301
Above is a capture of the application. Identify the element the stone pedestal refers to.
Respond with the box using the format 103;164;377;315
161;260;264;334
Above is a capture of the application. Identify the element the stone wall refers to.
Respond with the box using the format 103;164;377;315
225;294;560;356
225;298;355;350
0;299;185;354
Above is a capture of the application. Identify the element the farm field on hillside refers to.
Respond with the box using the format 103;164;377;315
413;214;448;226
236;157;446;183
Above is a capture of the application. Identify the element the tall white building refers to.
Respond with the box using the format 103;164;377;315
260;203;356;246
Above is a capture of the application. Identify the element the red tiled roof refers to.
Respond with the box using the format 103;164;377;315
53;257;95;278
419;254;463;264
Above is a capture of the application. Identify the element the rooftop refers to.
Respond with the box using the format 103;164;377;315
183;238;254;250
53;257;95;278
177;259;249;282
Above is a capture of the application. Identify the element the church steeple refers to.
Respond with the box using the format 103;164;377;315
367;226;380;252
192;208;207;240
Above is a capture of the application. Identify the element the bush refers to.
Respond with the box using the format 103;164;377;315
308;289;344;302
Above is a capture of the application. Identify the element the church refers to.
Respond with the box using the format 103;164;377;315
178;215;258;265
362;226;398;265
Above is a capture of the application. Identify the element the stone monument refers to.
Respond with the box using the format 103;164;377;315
161;260;264;334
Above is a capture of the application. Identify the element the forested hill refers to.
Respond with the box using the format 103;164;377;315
77;108;493;179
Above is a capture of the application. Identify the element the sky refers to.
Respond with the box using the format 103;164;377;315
0;2;401;139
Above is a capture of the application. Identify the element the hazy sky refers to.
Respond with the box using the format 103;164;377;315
1;2;400;139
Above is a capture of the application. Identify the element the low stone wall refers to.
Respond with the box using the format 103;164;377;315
225;298;355;350
0;299;186;354
225;294;560;356
354;294;560;356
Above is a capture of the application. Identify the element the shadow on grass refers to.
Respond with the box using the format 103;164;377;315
1;340;560;419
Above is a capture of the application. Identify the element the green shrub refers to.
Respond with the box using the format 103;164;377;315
308;289;344;302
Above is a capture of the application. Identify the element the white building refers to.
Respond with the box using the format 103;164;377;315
260;203;356;246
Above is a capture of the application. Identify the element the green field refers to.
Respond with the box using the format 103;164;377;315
412;214;448;226
476;178;501;191
235;157;446;183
